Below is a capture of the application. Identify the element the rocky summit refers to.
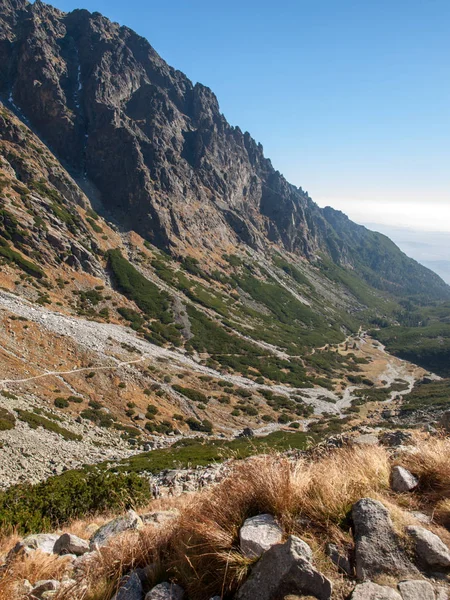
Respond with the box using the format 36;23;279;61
0;1;449;599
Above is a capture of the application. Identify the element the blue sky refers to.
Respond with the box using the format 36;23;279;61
39;0;450;238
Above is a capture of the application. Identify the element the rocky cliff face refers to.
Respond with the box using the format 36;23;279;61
0;0;449;301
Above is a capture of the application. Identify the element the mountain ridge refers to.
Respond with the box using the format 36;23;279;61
1;0;448;303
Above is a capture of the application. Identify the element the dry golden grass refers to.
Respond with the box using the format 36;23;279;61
398;434;450;502
3;438;450;600
0;551;73;600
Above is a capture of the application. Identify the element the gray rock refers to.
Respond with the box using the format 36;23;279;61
406;526;450;569
112;571;143;600
411;511;432;524
391;466;419;493
398;580;436;600
145;582;185;600
352;498;417;580
380;431;414;447
439;411;450;433
353;434;379;446
436;588;449;600
235;535;332;600
239;514;283;558
351;582;402;599
8;533;60;560
325;542;353;576
53;533;89;556
90;510;143;549
140;510;179;525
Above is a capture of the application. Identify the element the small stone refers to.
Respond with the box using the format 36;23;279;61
351;582;402;599
406;526;450;569
239;514;283;558
411;511;432;524
391;466;418;493
397;580;435;600
90;510;143;549
53;533;89;556
145;582;185;600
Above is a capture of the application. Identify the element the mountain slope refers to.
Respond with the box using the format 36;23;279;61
0;0;448;303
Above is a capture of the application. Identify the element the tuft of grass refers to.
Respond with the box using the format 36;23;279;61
397;434;450;502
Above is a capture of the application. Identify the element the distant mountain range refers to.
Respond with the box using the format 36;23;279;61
364;223;450;284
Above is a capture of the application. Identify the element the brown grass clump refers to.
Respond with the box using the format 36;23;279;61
398;434;450;503
0;551;73;600
435;498;450;529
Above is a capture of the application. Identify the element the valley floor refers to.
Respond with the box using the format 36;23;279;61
0;288;427;488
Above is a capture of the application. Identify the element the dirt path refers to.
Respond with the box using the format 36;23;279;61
0;290;424;419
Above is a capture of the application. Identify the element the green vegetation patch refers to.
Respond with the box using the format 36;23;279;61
401;379;450;413
0;469;148;534
108;249;170;319
172;385;209;404
115;430;316;475
0;407;16;431
16;410;81;441
0;240;44;278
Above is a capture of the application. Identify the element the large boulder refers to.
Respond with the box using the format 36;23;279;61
406;526;450;569
397;580;436;600
391;466;418;493
350;582;402;599
235;535;332;600
239;514;283;558
53;533;89;556
90;510;143;549
111;571;143;600
145;582;185;600
352;498;417;580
